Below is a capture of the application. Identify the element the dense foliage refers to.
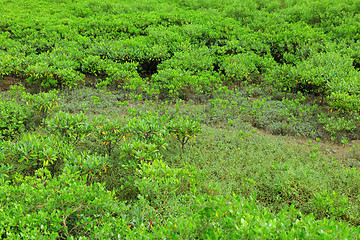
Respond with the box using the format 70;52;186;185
1;86;360;238
2;0;360;238
1;0;360;111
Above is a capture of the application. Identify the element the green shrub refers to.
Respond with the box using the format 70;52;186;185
1;133;67;176
0;50;29;77
93;116;127;156
128;194;360;239
221;52;275;86
121;140;161;162
0;169;129;239
46;111;93;144
167;116;201;150
135;159;198;209
164;194;359;239
151;68;221;99
311;190;350;220
318;113;357;136
327;87;360;112
25;53;84;89
296;52;357;98
126;113;168;147
151;46;221;98
267;51;360;112
151;68;186;98
0;97;31;140
80;55;140;87
22;90;59;126
158;46;215;73
64;151;110;185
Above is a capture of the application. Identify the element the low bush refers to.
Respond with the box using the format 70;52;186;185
147;194;360;239
0;133;68;176
221;51;275;86
0;169;129;239
46;111;93;144
92;116;127;156
167;116;201;150
22;90;59;126
135;159;199;210
266;51;360;112
0;97;31;140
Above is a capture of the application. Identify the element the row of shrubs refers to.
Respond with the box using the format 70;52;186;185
2;171;359;239
1;0;360;112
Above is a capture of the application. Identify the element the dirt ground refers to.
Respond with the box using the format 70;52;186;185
0;76;17;91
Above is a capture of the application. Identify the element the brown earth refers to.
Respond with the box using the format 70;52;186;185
0;76;18;91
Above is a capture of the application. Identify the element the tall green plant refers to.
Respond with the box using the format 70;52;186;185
22;90;59;126
167;116;201;150
93;116;127;156
0;97;31;140
46;111;93;144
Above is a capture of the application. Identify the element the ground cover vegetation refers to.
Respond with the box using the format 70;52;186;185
1;0;360;238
